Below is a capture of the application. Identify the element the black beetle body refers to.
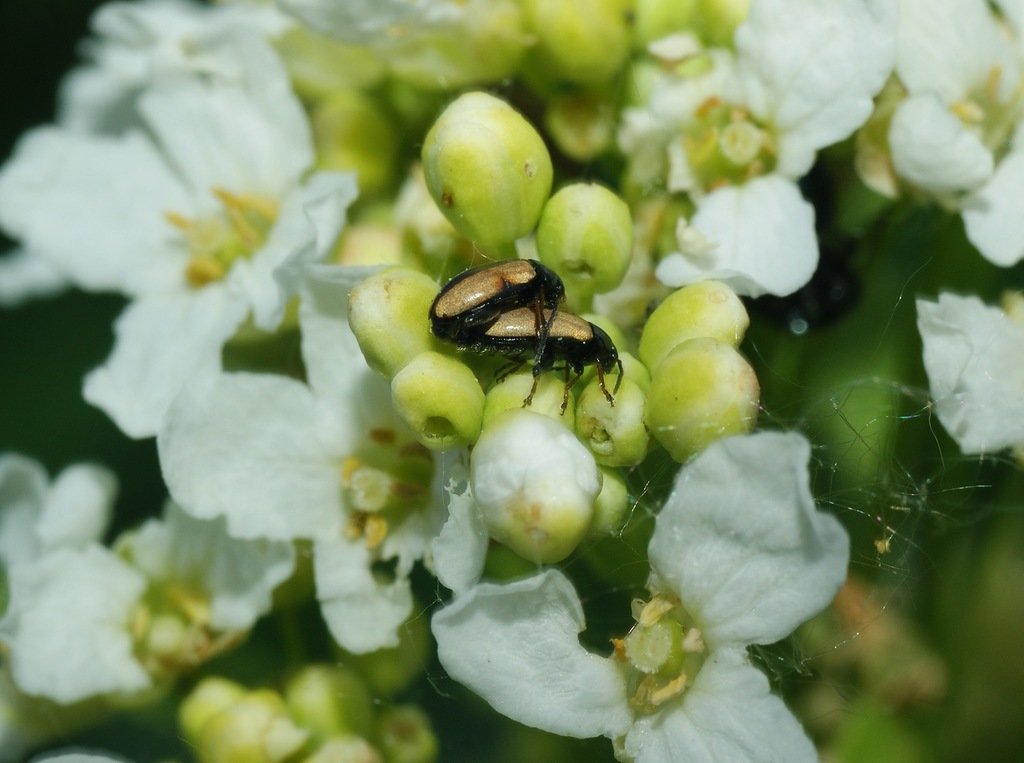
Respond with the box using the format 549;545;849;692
462;306;623;412
429;259;564;348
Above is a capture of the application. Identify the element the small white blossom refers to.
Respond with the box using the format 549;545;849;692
0;455;115;568
917;292;1024;455
621;0;895;297
433;431;849;761
159;268;444;652
0;32;356;437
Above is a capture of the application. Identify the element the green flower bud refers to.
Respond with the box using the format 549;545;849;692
179;677;246;744
193;689;310;763
645;338;759;462
638;281;749;373
284;664;375;740
313;90;398;197
536;184;633;298
482;370;576;429
394;165;464;270
472;410;599;563
302;736;383;763
275;27;385;99
343;614;431;698
543;92;616;162
335;223;404;269
632;0;699;48
389;2;527;91
522;0;632;85
575;376;649;467
348;268;441;378
695;0;751;46
375;705;439;763
421;92;553;246
391;352;485;449
589;466;630;536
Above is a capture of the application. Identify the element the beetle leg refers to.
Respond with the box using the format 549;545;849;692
532;295;556;370
612;358;624;395
596;364;615;407
495;359;525;384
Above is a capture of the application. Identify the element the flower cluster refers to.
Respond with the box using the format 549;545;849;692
0;0;1020;761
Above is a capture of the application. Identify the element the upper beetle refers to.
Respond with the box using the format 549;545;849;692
429;259;564;349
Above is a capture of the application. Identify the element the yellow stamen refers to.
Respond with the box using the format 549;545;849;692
649;673;688;706
638;595;678;627
364;514;389;550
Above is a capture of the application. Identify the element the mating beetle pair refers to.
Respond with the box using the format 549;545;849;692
429;259;623;412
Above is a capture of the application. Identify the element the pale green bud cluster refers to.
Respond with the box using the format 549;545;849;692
522;0;633;86
641;282;759;461
180;669;438;763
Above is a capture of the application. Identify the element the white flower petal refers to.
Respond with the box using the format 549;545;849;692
428;460;488;594
432;570;633;739
0;457;115;568
658;177;817;298
0;249;68;308
917;294;1024;454
0;128;190;294
649;431;849;647
83;288;248;439
280;0;462;44
0;546;149;703
962;151;1024;267
624;649;816;763
125;502;295;631
896;0;1016;102
735;0;895;177
32;753;131;763
159;372;344;540
240;171;358;330
34;464;116;553
889;94;993;193
314;535;413;654
137;34;312;198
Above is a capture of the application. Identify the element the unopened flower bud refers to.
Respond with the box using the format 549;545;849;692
302;736;383;763
638;281;749;373
348;268;441;378
645;338;759;462
422;92;553;246
344;615;430;698
313;91;398;196
179;677;246;744
589;466;630;536
275;27;385;98
375;705;439;763
632;0;699;48
284;664;374;740
190;688;309;763
544;92;616;162
391;352;485;449
482;370;576;428
536;183;633;297
695;0;751;46
335;223;403;268
471;410;599;563
522;0;632;85
575;377;649;467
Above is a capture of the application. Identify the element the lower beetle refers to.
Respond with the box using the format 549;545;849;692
464;306;623;413
429;259;563;359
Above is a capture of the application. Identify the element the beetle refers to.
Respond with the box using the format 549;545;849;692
429;259;564;356
460;306;623;413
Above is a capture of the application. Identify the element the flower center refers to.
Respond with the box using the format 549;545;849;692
951;65;1024;158
612;593;707;715
681;97;777;191
166;188;279;288
340;428;434;550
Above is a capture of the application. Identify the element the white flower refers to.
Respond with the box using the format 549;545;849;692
279;0;463;44
888;0;1024;266
0;32;357;437
31;753;132;763
0;249;69;308
0;545;151;703
621;0;895;297
0;455;115;568
58;0;291;134
159;267;444;652
917;292;1024;455
119;502;295;632
432;431;849;761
